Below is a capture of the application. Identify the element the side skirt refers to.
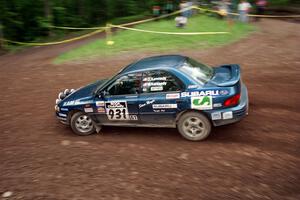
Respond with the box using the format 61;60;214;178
96;122;176;128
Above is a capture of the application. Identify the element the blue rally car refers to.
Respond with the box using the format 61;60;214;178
55;55;248;141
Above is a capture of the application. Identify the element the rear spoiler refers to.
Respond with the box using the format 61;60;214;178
213;64;241;87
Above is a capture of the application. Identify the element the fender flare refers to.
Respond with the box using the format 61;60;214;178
175;109;212;125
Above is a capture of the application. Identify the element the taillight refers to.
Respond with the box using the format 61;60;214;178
224;94;241;107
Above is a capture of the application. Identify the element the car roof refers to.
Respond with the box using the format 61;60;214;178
121;55;187;74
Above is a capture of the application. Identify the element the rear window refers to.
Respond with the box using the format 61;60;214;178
179;58;214;84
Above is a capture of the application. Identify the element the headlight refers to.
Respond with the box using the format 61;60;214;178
58;92;65;99
64;89;70;95
55;105;60;112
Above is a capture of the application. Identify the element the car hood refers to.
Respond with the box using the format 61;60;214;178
59;79;107;106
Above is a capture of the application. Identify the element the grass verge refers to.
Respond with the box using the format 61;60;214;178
54;15;256;64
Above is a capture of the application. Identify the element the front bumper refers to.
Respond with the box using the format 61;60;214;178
210;84;249;126
55;112;69;125
55;89;76;125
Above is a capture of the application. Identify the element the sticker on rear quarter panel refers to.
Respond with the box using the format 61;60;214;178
181;90;219;98
222;111;233;119
211;112;222;120
191;96;213;110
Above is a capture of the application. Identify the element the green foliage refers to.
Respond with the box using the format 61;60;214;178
268;0;290;6
0;0;296;46
110;13;150;25
54;15;256;63
0;0;156;43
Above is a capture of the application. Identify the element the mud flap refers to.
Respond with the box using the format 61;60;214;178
93;122;102;134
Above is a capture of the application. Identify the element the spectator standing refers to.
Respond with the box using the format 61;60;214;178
186;1;193;17
219;0;234;30
165;1;174;14
218;0;231;18
153;5;161;17
238;0;252;23
255;0;267;21
180;1;189;18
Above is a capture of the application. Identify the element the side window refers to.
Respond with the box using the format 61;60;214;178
142;70;183;93
107;73;141;95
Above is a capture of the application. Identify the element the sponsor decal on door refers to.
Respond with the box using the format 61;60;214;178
152;104;177;109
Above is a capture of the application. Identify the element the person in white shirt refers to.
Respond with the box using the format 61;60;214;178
175;16;188;28
238;0;252;22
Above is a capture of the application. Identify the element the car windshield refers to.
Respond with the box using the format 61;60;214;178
179;58;214;84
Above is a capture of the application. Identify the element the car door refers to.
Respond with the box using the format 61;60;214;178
94;73;141;125
139;70;186;127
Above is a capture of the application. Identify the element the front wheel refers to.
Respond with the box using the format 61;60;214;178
70;112;96;136
177;112;211;141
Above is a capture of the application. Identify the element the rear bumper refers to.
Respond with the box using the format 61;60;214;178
210;84;248;126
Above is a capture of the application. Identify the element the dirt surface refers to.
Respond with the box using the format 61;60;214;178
0;19;299;200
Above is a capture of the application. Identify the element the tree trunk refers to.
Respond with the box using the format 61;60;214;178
0;20;4;49
44;0;52;36
78;0;85;17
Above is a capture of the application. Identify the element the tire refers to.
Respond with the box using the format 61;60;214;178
177;111;212;141
70;112;96;136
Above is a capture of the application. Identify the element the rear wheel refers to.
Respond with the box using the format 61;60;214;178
177;111;211;141
70;112;95;136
